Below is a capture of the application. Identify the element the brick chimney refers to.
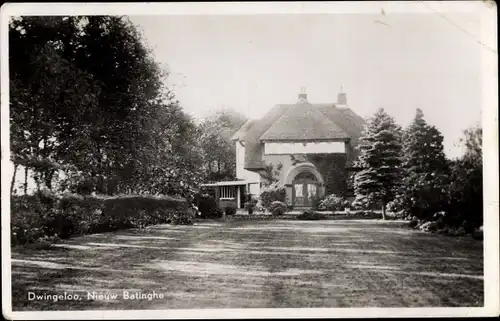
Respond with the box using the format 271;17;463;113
337;84;347;105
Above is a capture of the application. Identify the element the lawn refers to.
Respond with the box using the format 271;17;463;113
10;219;483;310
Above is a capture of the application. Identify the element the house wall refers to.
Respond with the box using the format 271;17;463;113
235;142;261;195
219;198;238;209
237;141;351;202
264;141;345;155
263;153;348;197
308;153;348;197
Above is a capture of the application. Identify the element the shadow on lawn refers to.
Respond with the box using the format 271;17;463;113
11;220;484;310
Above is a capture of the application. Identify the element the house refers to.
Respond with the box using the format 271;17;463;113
203;87;365;210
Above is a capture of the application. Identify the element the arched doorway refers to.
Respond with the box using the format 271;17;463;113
284;162;324;208
292;171;320;207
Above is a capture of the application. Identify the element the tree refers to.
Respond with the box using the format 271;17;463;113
447;124;483;230
261;162;283;188
400;109;450;219
9;16;204;198
199;108;247;182
9;17;101;193
354;108;402;219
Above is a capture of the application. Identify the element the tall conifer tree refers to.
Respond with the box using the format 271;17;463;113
401;109;449;219
354;108;402;219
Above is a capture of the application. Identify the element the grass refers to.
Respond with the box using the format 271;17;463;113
10;219;483;310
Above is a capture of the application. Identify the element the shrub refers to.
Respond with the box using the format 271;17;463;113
318;194;347;211
224;206;237;216
210;207;224;219
296;210;328;220
352;210;381;219
260;187;286;210
244;194;258;214
409;218;419;228
171;210;194;225
11;191;191;246
194;193;221;219
386;195;405;213
472;226;483;240
269;201;287;216
254;199;266;213
311;196;323;211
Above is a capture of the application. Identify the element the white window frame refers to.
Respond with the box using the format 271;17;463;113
220;186;236;200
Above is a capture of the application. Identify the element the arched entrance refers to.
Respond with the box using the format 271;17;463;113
285;163;324;208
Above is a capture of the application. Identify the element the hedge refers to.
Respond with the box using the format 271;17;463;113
11;191;193;246
260;187;286;210
296;210;328;220
193;193;223;219
268;201;287;216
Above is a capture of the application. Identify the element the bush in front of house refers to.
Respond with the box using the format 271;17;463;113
224;206;237;216
268;201;287;216
345;210;381;219
318;194;348;212
194;193;223;219
244;194;258;214
296;210;328;220
209;208;224;219
311;195;323;211
254;199;267;213
260;187;286;210
11;191;192;246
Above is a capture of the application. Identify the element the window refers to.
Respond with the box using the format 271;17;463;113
294;184;303;197
220;186;235;199
307;184;317;197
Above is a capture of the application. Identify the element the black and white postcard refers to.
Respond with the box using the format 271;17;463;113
1;1;498;319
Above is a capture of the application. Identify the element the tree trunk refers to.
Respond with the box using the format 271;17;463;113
24;167;28;194
381;201;387;220
11;164;18;196
34;173;41;192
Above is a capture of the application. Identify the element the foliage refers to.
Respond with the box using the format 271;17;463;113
404;124;483;234
259;186;286;210
9;16;203;198
296;210;328;220
386;194;405;213
399;109;450;220
446;124;483;231
193;192;223;219
170;210;195;225
11;191;192;245
318;194;348;211
261;162;283;188
254;199;267;213
353;108;402;219
244;194;258;214
199;108;248;182
310;195;323;211
350;211;383;219
268;201;287;216
224;206;237;216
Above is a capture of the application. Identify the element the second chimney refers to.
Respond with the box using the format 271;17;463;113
337;85;347;105
297;86;308;102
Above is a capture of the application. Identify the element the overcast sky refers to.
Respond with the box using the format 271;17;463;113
129;11;485;158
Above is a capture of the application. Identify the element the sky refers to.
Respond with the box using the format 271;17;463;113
103;8;490;164
129;10;486;159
